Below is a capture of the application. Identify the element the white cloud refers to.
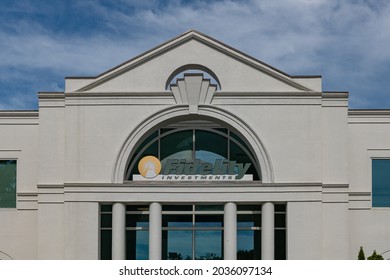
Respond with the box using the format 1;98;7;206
1;0;390;108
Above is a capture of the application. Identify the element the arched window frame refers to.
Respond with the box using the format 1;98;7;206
126;127;261;181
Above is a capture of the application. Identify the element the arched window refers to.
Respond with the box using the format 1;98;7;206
126;123;261;181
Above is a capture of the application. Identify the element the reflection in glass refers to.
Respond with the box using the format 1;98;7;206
136;231;149;260
195;231;222;260
195;130;227;163
237;230;261;260
128;128;261;181
161;130;193;162
126;230;149;260
165;231;193;260
238;214;260;228
372;159;390;207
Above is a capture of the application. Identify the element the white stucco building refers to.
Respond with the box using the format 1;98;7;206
1;30;390;260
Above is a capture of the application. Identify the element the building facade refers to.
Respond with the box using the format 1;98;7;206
1;30;390;260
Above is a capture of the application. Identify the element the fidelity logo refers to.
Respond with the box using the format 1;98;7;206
135;155;252;181
138;155;162;179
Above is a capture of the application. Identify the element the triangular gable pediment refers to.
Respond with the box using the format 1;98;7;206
65;30;321;93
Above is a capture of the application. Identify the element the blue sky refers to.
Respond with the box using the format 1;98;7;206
1;0;390;109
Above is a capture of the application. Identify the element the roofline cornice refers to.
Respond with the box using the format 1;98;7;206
348;109;390;116
73;30;315;93
0;110;39;118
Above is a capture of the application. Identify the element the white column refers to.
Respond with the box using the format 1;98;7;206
112;202;126;260
149;202;162;260
224;202;237;260
262;202;274;260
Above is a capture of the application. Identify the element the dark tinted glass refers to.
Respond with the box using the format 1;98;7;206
195;130;227;162
230;141;259;180
195;205;224;211
237;230;261;260
126;214;149;228
275;229;286;260
162;205;193;211
101;214;112;228
372;159;390;207
127;131;158;179
161;130;193;161
0;160;16;208
126;205;149;211
101;204;112;212
100;230;112;260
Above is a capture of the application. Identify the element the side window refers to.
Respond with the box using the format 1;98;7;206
0;160;17;208
372;159;390;207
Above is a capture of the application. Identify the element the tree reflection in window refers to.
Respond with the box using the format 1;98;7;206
126;128;261;181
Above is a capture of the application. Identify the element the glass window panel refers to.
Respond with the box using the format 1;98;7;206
229;141;259;180
238;214;261;228
0;160;16;208
132;131;159;161
195;230;223;260
163;215;192;227
237;230;261;260
195;205;223;211
275;229;286;260
101;204;112;212
126;230;149;260
135;231;149;260
126;205;149;211
162;205;192;211
100;229;112;260
126;214;149;228
275;213;286;228
195;215;223;227
230;131;256;160
163;230;193;260
127;131;159;178
237;205;261;211
129;141;158;179
160;130;193;164
195;130;227;163
230;131;248;150
372;159;390;207
101;214;112;228
275;204;286;212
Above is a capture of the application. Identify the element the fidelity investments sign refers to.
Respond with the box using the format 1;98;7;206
133;156;253;181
